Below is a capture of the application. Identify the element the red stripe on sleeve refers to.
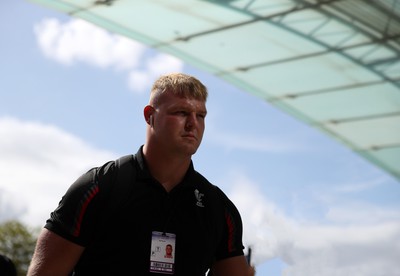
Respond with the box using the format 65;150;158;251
225;211;236;253
73;185;100;237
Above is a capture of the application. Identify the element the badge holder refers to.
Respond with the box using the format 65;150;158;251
150;231;176;274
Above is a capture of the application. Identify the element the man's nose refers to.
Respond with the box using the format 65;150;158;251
185;113;197;129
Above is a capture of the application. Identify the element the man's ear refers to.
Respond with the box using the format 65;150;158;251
144;105;155;125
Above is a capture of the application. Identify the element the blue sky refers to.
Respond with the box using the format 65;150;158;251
1;1;400;275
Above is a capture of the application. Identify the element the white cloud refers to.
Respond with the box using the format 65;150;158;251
34;18;145;69
206;125;304;153
34;18;184;93
282;222;400;276
333;177;386;193
0;116;116;226
227;172;400;275
326;202;400;224
128;54;184;93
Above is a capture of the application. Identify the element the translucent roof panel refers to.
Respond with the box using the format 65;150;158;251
30;0;400;180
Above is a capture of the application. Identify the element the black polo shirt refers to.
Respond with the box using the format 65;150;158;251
45;147;244;275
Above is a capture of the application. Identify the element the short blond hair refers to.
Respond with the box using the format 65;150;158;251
150;73;208;106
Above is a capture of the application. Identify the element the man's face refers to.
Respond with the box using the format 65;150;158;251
152;91;207;156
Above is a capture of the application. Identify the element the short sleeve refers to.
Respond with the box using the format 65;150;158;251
215;187;245;261
44;161;115;246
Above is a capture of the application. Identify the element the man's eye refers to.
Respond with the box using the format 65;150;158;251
176;111;187;116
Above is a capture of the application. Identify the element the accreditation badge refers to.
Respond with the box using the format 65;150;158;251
149;231;176;274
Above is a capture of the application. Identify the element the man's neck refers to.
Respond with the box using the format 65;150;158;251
143;144;192;192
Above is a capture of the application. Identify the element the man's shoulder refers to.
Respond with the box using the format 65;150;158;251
192;171;219;193
95;153;136;183
192;171;241;217
192;171;231;207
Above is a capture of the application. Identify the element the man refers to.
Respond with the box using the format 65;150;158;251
28;73;254;275
164;244;173;259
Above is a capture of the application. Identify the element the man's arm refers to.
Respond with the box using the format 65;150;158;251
28;228;85;276
211;255;255;276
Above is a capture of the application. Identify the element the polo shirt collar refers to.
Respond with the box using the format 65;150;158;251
135;146;198;189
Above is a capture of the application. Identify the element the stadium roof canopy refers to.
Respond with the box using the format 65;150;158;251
30;0;400;180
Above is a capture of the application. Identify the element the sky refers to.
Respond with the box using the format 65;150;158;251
1;1;400;275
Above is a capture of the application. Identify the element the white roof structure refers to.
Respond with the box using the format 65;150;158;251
31;0;400;180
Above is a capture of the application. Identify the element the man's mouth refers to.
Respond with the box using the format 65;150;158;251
183;134;197;140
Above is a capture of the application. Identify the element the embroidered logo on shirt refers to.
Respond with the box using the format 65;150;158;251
194;189;205;207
